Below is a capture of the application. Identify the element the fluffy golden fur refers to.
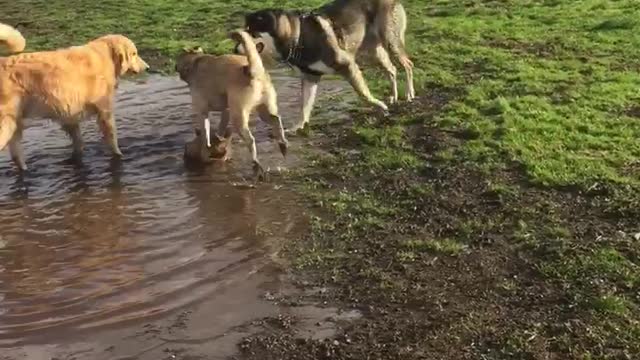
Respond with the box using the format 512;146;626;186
177;30;287;179
0;23;149;171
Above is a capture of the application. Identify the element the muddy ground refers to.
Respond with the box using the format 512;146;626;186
236;90;640;360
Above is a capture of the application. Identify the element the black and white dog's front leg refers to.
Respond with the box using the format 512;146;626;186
289;73;320;133
313;16;388;114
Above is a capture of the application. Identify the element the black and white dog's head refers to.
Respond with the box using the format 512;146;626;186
235;9;286;61
245;9;281;34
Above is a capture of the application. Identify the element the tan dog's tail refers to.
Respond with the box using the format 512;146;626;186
230;30;265;78
0;22;25;54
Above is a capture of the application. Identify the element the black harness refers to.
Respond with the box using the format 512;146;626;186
280;13;325;77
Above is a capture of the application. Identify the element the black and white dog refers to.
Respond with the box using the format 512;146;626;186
238;0;415;132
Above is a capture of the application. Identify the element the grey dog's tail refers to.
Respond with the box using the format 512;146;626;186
0;22;25;53
229;30;265;78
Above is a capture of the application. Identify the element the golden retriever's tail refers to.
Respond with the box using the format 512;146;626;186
0;22;25;54
229;30;265;78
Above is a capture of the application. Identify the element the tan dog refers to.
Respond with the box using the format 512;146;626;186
177;30;288;178
0;22;149;171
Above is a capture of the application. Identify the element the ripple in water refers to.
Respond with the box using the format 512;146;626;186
0;72;351;346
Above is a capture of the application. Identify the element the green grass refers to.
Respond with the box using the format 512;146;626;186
402;238;467;256
591;294;632;316
418;0;640;188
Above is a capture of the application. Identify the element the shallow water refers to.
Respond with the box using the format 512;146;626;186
0;72;349;348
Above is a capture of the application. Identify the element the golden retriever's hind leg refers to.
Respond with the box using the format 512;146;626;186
62;123;84;159
96;110;122;157
8;126;26;171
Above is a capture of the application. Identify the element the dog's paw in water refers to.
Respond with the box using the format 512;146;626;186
183;139;210;164
252;162;268;182
278;141;288;158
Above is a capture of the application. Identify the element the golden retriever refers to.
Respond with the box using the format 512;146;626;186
0;22;149;171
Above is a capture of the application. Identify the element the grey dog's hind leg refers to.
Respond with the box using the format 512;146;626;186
377;2;415;101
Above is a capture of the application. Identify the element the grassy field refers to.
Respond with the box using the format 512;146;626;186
3;0;640;358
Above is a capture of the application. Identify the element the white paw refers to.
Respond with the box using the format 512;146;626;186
377;101;389;112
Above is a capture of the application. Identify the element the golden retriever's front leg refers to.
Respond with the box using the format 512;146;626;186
9;126;27;171
62;123;84;159
96;109;122;157
0;115;25;170
0;115;17;152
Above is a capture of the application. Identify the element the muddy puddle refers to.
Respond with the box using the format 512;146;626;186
0;70;354;359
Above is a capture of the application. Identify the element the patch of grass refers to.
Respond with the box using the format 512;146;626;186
323;190;398;219
542;247;640;290
591;295;632;316
418;0;640;189
360;147;422;171
353;125;406;148
351;125;422;171
592;18;637;31
402;238;467;256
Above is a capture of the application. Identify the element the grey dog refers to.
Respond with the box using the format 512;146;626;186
238;0;415;132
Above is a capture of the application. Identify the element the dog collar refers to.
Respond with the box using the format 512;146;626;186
282;13;324;77
284;14;305;64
